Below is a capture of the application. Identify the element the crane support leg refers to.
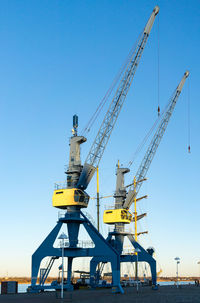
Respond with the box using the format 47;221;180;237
111;257;124;294
127;234;157;288
67;257;73;290
90;256;123;294
29;211;123;293
148;260;157;288
31;221;63;290
81;212;123;293
90;259;100;287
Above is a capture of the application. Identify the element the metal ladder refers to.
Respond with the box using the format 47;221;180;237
39;256;59;285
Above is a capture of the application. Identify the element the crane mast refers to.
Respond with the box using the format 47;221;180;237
123;71;189;209
77;6;159;190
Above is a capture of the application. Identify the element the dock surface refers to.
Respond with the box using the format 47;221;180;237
0;285;200;303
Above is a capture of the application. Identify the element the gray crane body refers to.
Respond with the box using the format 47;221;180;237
67;135;87;188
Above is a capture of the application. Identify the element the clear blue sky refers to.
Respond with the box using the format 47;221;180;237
0;0;199;278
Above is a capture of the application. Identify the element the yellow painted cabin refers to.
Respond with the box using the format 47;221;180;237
52;188;89;209
103;209;132;224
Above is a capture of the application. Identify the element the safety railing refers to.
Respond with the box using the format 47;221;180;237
122;248;135;255
58;211;67;220
54;182;68;190
58;239;94;249
82;211;96;227
108;225;132;234
104;204;115;210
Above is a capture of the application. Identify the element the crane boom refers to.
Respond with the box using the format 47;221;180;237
123;71;189;209
77;6;159;190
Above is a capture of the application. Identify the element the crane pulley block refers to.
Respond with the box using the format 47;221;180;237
52;188;90;209
103;209;132;224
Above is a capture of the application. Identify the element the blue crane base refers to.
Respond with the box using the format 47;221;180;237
90;231;157;290
28;210;124;294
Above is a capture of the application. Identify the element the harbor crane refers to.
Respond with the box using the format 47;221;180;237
91;71;189;287
29;6;159;294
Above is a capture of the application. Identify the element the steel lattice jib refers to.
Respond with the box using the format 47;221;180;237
52;188;90;209
103;209;132;224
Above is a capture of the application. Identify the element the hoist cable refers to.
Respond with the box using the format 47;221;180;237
157;13;160;116
187;77;191;153
128;87;177;168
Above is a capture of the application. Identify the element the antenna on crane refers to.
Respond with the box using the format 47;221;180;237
72;114;78;136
